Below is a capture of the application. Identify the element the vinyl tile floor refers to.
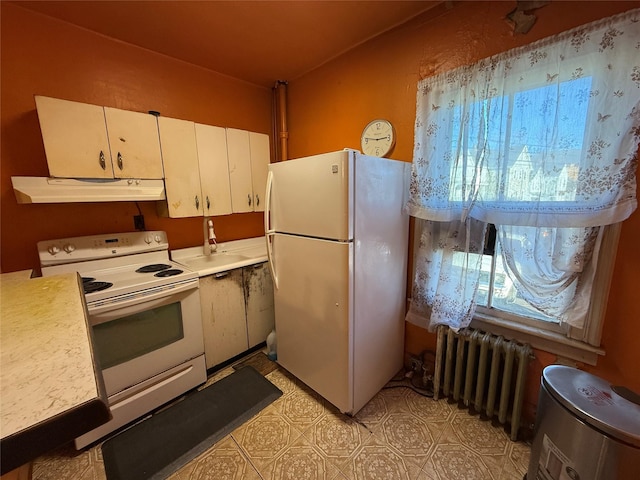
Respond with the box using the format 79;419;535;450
31;351;531;480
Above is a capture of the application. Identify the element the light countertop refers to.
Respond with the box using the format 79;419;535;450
0;271;109;473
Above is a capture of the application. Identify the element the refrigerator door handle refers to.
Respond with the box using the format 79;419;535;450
266;234;278;290
264;170;273;235
264;171;279;290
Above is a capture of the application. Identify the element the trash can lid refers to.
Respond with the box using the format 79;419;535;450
542;365;640;448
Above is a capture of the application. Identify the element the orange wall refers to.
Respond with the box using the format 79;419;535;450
286;0;640;421
1;3;271;274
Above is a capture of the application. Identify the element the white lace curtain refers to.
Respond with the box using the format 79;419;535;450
405;10;639;333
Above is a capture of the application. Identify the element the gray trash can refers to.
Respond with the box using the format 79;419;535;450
527;365;640;480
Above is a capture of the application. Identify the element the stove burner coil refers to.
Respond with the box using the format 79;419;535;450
154;269;183;277
135;264;172;273
84;281;113;294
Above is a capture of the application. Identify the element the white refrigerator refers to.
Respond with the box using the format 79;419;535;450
264;149;410;414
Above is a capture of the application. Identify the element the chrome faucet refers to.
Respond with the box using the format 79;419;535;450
204;217;217;255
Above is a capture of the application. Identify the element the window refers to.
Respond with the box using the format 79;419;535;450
405;10;639;364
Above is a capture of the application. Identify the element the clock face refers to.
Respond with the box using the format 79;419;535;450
361;119;395;157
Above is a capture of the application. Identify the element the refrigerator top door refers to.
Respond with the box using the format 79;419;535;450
267;150;354;241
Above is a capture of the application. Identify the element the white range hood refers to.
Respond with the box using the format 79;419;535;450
12;176;166;204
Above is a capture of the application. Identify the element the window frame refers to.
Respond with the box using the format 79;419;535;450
437;63;616;363
409;221;620;365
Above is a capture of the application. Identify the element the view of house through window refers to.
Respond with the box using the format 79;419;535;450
450;76;592;205
451;76;593;326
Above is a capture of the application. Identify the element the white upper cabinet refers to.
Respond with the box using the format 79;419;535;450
249;132;270;213
104;107;164;179
35;96;163;179
226;128;254;213
194;123;232;217
35;96;111;178
159;118;234;218
157;116;203;218
226;128;270;213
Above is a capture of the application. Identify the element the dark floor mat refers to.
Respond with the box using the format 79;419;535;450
101;366;282;480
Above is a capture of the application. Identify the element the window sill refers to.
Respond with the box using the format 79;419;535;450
471;313;604;366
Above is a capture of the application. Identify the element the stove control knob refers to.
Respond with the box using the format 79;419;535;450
63;243;76;254
47;245;61;256
144;235;153;244
154;234;162;243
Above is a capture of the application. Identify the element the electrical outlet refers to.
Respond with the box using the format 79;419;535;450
134;215;145;231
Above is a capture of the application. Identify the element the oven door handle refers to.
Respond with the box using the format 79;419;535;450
88;280;199;318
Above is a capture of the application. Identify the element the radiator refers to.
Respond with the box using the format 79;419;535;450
433;325;532;441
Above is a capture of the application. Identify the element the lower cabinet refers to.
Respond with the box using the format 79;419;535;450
198;262;275;369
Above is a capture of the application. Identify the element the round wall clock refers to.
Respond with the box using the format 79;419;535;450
360;119;396;158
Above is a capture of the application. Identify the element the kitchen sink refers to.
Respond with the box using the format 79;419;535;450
171;236;268;277
176;253;249;271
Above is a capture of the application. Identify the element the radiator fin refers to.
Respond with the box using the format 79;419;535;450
433;325;532;441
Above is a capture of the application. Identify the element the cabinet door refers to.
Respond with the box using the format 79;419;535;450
157;116;203;218
195;123;232;216
104;107;163;179
249;132;270;212
244;263;275;349
35;95;113;179
226;128;253;213
199;270;248;369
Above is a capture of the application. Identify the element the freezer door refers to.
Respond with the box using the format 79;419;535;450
266;151;353;241
271;233;353;413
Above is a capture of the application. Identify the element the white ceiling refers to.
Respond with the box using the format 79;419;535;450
14;0;442;88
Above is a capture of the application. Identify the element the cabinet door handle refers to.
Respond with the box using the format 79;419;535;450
117;152;124;170
99;151;106;170
195;195;200;210
256;194;260;206
206;196;210;210
247;194;252;206
214;272;229;279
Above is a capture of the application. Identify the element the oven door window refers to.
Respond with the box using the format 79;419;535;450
93;301;184;370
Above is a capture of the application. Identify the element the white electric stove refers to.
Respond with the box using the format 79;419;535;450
38;231;206;449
